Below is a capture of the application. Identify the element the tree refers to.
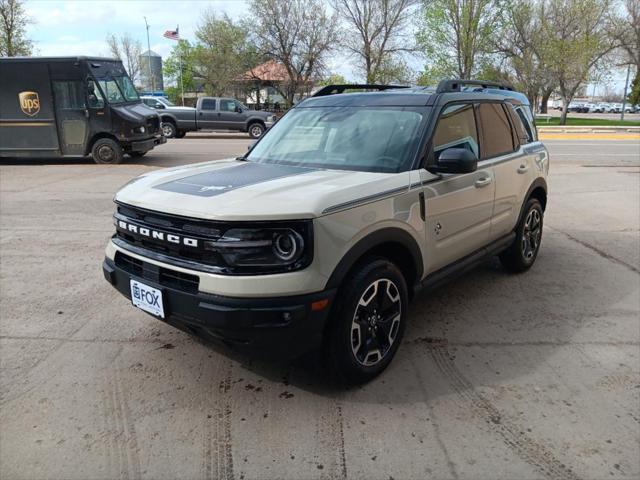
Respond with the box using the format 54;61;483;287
106;33;142;83
629;70;640;104
248;0;338;105
318;73;348;85
0;0;32;57
609;0;639;70
163;39;198;104
193;10;258;96
541;0;619;124
416;0;504;80
331;0;418;83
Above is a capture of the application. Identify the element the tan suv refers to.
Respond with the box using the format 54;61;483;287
103;80;549;383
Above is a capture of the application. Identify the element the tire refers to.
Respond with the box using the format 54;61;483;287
500;198;544;273
175;130;187;138
128;151;147;158
327;258;408;384
161;121;177;138
91;138;124;164
248;122;265;139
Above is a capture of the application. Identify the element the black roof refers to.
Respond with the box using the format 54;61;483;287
0;56;119;63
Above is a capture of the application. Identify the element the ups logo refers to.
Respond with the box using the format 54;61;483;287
19;91;40;116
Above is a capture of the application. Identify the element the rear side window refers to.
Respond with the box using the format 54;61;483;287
477;103;515;159
432;103;479;161
201;99;216;110
514;106;535;143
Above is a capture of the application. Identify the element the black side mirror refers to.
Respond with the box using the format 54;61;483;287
428;148;478;174
156;103;165;109
235;106;243;113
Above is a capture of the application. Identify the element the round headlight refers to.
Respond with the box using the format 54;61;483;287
273;230;301;261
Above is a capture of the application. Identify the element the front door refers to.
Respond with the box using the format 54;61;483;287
52;80;88;156
420;102;496;273
218;99;247;131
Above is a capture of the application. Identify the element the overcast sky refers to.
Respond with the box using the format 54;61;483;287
25;0;628;94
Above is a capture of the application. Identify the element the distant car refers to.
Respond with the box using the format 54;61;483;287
568;102;588;113
589;103;605;113
141;96;277;139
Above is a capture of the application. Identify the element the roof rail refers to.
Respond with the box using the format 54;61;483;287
436;79;514;94
312;84;410;97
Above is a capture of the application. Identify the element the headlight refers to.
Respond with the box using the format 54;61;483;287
204;224;312;273
133;125;146;134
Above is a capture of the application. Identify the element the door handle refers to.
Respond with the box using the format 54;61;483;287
474;176;492;188
517;164;529;174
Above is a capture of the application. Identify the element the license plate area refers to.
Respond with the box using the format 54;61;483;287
130;279;165;318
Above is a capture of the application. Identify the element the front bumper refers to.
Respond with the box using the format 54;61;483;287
129;135;166;152
103;256;336;358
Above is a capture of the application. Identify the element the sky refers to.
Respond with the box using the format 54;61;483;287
24;0;628;95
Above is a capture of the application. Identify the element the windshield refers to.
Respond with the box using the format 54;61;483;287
159;97;175;106
95;75;139;104
246;106;426;173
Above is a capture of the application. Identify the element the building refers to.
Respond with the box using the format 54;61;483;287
139;50;163;92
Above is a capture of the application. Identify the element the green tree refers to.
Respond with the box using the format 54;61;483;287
0;0;32;56
193;10;258;96
629;70;640;105
318;73;348;86
331;0;418;83
416;0;504;80
248;0;338;105
163;39;198;104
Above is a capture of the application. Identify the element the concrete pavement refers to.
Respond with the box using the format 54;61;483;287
0;137;638;480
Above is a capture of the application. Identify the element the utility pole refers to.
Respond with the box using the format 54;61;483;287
178;25;184;106
621;64;631;122
143;16;154;92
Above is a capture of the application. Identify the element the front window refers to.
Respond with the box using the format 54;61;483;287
94;75;139;104
246;106;426;173
114;76;139;102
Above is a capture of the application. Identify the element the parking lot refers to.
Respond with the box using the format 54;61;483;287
1;135;639;479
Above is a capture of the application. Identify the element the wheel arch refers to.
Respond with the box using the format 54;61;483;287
517;178;548;225
159;114;178;125
86;132;120;155
325;227;424;297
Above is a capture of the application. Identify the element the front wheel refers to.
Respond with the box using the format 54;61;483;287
327;258;408;384
248;123;265;139
91;138;124;164
161;122;177;138
500;198;544;272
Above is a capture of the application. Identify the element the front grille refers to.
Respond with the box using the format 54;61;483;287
146;116;160;134
115;251;199;293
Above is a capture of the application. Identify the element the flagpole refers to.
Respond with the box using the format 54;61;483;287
143;17;154;92
178;25;184;106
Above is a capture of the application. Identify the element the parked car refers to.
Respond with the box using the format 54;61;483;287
567;102;588;113
104;80;549;384
141;96;276;139
0;57;165;163
590;103;607;113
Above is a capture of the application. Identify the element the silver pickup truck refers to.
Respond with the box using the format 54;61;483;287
141;96;277;139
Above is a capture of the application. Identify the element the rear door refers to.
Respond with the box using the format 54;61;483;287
196;98;219;129
52;80;89;156
420;102;496;273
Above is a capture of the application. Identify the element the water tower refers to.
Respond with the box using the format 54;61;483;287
139;50;163;92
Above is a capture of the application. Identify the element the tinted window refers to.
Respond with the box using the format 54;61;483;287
478;103;514;158
432;103;478;160
53;81;85;109
201;99;216;110
514;106;535;143
221;99;236;112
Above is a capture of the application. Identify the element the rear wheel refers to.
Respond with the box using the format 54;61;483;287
500;198;544;272
91;138;124;164
327;258;408;384
248;122;265;139
161;122;177;138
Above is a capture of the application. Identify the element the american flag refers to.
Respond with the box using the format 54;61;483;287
163;28;179;41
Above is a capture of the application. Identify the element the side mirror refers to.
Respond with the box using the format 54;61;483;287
155;103;165;109
235;106;243;113
428;148;478;174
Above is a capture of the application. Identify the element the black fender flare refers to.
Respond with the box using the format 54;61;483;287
325;227;424;290
516;177;548;226
159;113;178;125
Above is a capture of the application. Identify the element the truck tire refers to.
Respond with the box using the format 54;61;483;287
248;122;265;139
499;198;544;273
161;121;177;138
327;257;408;384
91;138;124;164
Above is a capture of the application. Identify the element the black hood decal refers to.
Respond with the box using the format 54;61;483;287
154;162;314;197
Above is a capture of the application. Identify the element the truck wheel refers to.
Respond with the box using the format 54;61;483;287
91;138;124;164
161;122;177;138
499;198;544;273
248;123;265;139
327;258;408;384
175;130;186;138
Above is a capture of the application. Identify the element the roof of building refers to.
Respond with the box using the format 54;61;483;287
240;60;290;82
140;50;161;58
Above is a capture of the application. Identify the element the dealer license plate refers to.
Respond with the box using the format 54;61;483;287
130;279;165;318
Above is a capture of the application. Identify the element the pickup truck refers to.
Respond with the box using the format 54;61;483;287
141;96;277;139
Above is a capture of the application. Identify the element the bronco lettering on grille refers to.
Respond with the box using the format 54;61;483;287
117;220;198;247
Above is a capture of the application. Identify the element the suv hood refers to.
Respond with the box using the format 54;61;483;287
115;159;411;220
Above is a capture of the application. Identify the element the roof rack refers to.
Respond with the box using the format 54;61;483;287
436;79;514;94
312;84;410;97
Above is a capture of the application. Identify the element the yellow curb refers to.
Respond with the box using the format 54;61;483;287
539;133;640;140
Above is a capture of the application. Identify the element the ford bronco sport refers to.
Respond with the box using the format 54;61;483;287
103;80;549;383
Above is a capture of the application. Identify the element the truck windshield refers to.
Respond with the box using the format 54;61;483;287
95;76;139;104
246;106;426;173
